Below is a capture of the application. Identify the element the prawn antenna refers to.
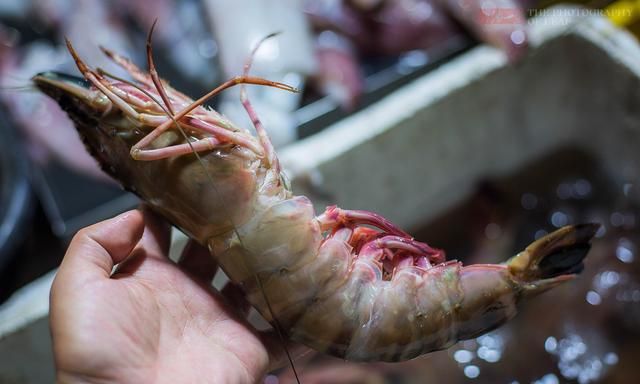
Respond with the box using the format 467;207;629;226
0;85;37;93
1;74;38;92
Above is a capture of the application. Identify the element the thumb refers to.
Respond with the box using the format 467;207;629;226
55;209;145;287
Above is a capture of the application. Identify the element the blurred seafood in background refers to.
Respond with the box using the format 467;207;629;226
306;0;529;57
305;0;531;109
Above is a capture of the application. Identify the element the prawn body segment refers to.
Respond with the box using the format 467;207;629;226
33;42;599;362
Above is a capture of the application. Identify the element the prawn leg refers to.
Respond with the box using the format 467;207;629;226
134;32;296;163
66;39;296;162
317;206;445;264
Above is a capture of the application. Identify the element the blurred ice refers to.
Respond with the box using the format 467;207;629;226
573;179;592;198
616;238;635;263
550;211;570;227
585;291;601;305
453;349;473;364
532;373;559;384
535;229;548;240
544;336;557;353
545;333;617;384
592;270;620;294
450;331;505;379
463;365;480;379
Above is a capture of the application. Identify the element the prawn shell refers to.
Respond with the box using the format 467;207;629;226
346;262;462;361
245;236;353;328
290;258;382;356
212;196;319;275
155;147;259;242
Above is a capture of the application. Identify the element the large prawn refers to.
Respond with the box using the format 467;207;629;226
34;33;599;364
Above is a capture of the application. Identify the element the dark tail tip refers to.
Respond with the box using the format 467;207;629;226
536;223;599;279
537;242;590;278
507;223;600;296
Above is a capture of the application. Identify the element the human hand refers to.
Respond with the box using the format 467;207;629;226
50;208;293;383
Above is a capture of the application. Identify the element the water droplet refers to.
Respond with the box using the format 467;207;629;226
559;361;580;379
610;212;624;227
535;229;548;240
573;179;592;198
604;352;618;365
550;333;612;383
477;346;501;362
558;334;587;361
551;211;569;227
594;270;620;293
521;193;538;210
545;336;558;352
478;333;503;349
533;373;559;384
616;239;635;263
510;30;526;45
586;291;602;305
463;365;480;379
454;349;474;364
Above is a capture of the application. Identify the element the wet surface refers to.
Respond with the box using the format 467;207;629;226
408;148;639;384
